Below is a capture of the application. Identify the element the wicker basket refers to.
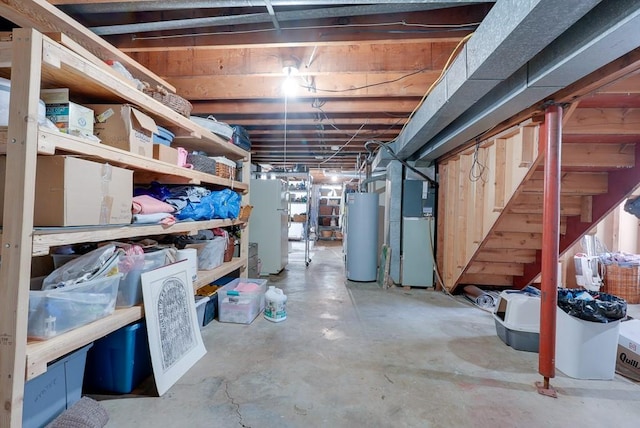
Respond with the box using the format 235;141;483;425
603;264;640;304
216;163;234;179
142;83;192;117
210;156;236;179
238;205;253;222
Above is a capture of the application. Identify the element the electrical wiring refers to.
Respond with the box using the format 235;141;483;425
468;138;488;183
133;20;480;41
319;120;369;165
298;67;430;93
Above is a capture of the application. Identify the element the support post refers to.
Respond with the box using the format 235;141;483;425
536;103;562;398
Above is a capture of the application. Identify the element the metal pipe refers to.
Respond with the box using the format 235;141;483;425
538;103;562;383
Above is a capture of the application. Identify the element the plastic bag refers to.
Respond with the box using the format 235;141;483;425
557;288;626;323
211;188;241;219
43;245;122;289
624;196;640;219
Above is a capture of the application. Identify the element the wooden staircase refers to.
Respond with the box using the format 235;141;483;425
437;78;640;292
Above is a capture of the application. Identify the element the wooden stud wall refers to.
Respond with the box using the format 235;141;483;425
436;122;540;291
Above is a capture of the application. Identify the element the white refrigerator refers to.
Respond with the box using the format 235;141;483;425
250;179;289;274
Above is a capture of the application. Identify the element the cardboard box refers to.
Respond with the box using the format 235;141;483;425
41;88;94;137
88;104;157;158
153;144;179;165
0;156;132;226
616;319;640;381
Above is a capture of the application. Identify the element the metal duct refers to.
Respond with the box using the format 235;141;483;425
416;0;640;162
61;1;493;15
393;0;602;160
89;3;470;36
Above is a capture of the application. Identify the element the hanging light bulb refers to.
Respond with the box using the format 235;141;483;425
281;58;299;97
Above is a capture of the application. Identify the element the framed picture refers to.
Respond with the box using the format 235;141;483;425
141;260;206;396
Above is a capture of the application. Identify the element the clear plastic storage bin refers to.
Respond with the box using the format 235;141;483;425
218;278;267;324
186;237;226;270
28;275;121;339
116;250;167;307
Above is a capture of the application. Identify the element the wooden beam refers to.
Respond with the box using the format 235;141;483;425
484;232;543;250
466;262;524;276
522;171;609;195
169;72;441;100
132;42;457;77
509;194;582;216
474;248;537;264
231;117;406;126
494;213;567;235
564;108;640;134
458;273;513;286
191;98;418;115
0;28;42;427
561;143;635;169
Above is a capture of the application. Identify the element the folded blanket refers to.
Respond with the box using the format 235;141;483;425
132;195;176;214
132;212;176;226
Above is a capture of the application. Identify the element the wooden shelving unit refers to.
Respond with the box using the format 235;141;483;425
0;29;251;426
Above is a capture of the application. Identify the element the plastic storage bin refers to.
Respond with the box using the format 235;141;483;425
84;321;152;394
555;307;621;379
196;284;220;326
218;278;267;324
195;295;209;329
493;291;540;352
23;344;92;428
28;275;121;339
186;237;226;270
116;250;167;307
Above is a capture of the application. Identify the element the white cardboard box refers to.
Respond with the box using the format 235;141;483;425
41;88;94;137
617;319;640;381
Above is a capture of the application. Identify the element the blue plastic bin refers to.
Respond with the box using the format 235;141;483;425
84;321;152;394
23;344;93;428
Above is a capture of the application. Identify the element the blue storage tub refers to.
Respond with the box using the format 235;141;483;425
83;321;152;394
23;344;93;428
203;292;218;325
152;126;175;146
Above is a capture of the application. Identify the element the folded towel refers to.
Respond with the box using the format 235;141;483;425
132;195;176;214
132;212;176;226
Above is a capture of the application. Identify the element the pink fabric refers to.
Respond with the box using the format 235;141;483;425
132;195;176;214
234;282;260;292
177;147;193;169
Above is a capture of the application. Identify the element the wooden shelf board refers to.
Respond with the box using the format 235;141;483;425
194;257;246;291
26;305;144;381
29;219;245;256
0;127;248;192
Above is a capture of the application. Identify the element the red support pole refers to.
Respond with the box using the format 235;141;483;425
537;104;562;397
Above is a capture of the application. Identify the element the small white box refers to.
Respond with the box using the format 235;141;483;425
616;319;640;381
41;88;94;136
555;307;620;379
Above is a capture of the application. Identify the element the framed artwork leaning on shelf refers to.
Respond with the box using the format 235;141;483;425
141;260;207;395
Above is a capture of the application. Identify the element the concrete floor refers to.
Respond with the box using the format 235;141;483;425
99;242;640;427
